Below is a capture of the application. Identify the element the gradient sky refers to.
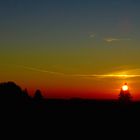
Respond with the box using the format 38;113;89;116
1;0;140;100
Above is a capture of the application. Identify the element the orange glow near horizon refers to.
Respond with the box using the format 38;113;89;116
2;64;140;100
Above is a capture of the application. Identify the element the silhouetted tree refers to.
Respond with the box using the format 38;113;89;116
22;88;30;99
0;81;32;111
0;81;23;100
0;81;33;107
34;89;43;101
119;89;132;103
33;89;45;111
23;88;28;95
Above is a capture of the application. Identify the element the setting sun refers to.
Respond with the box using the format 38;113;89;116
122;83;129;91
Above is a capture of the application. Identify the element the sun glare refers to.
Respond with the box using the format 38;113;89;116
122;84;129;91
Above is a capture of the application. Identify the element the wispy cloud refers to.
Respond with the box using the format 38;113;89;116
96;68;140;79
15;65;140;79
104;38;131;43
17;65;66;76
89;33;96;38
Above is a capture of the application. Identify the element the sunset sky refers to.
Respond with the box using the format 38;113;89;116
1;0;140;100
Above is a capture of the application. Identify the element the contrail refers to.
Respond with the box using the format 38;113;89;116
14;65;140;79
17;65;67;76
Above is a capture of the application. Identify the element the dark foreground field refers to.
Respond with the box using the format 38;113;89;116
1;98;140;136
1;98;140;119
0;82;140;134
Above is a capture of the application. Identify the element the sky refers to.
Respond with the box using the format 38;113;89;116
1;0;140;100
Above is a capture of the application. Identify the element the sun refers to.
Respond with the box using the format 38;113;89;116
122;83;129;91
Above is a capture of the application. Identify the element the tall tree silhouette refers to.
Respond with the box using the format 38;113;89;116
33;89;45;111
34;89;43;101
118;83;132;103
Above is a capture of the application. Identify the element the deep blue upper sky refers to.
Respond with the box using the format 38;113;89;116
0;0;140;38
0;0;140;60
1;0;140;63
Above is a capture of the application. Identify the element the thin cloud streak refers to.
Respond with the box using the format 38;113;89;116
17;65;66;76
104;38;131;43
88;32;96;39
14;65;140;79
89;34;96;38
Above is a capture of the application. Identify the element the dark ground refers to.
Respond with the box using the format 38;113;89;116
0;82;139;136
1;98;140;137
